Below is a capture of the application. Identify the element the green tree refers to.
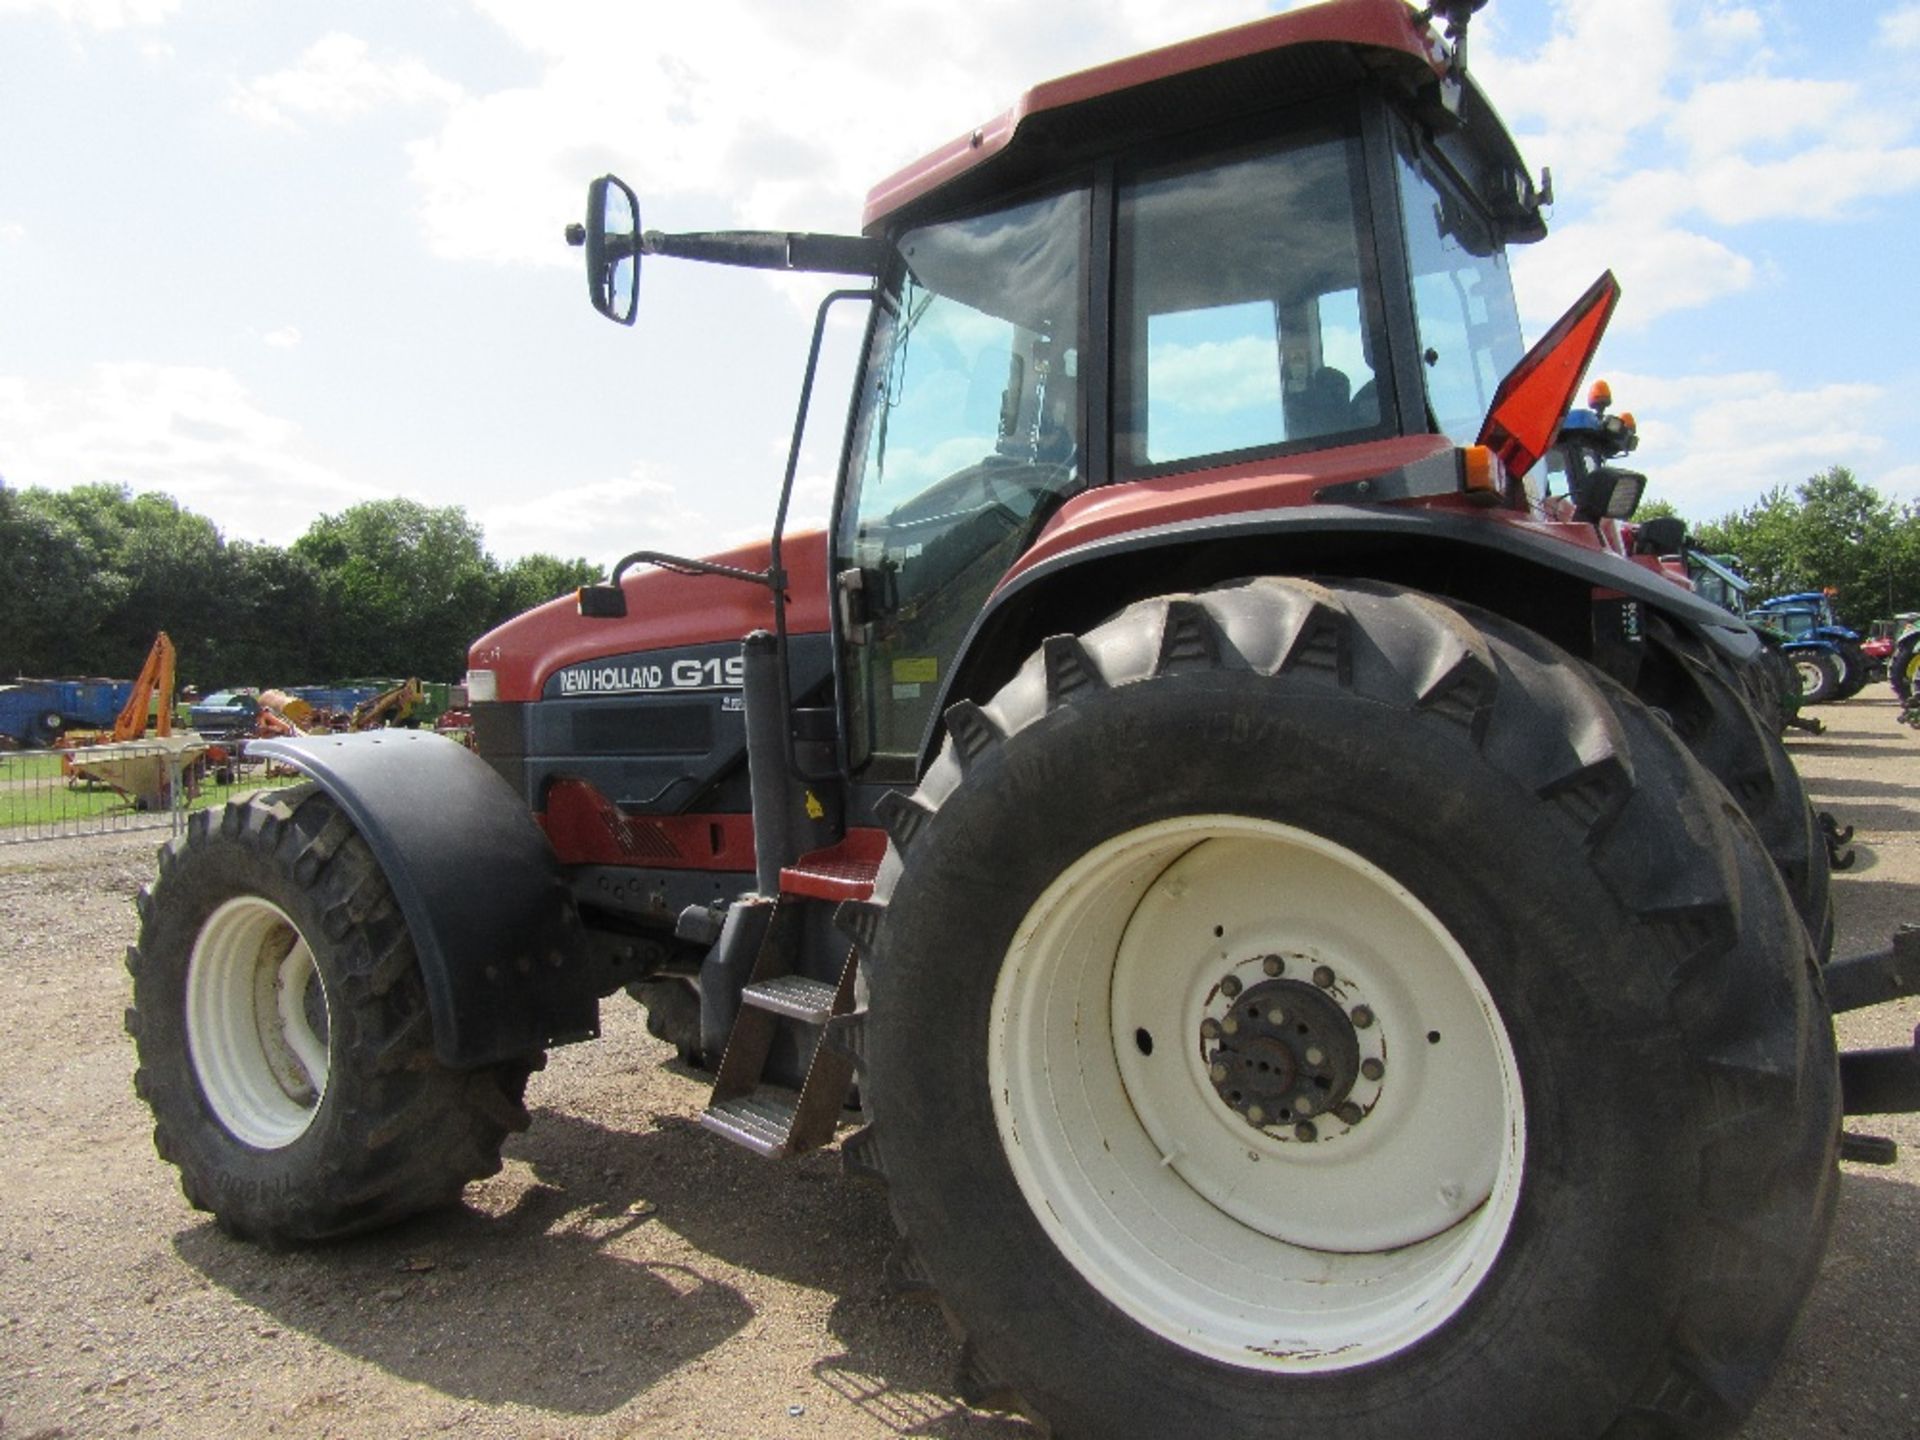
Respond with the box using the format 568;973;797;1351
1690;467;1920;624
0;479;114;676
210;541;329;687
292;499;501;680
492;552;601;628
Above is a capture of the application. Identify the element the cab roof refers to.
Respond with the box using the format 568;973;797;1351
864;0;1487;232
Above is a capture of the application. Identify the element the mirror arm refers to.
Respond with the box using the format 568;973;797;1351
641;229;885;276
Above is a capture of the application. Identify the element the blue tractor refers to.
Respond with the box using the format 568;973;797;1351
1750;591;1870;702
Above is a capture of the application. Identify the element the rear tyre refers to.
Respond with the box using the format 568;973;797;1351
1641;622;1832;958
127;784;540;1243
1891;634;1920;702
853;579;1837;1440
1833;643;1870;699
1794;650;1841;704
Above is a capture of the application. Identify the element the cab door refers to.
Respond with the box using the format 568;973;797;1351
834;187;1089;780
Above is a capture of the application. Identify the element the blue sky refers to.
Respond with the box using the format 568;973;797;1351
3;0;1918;567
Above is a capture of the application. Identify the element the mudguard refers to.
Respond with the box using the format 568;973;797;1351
929;503;1761;769
251;730;596;1067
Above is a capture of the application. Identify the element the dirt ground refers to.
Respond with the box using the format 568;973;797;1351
2;699;1917;1440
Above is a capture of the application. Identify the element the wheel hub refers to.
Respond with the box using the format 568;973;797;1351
1205;977;1360;1131
1196;953;1387;1143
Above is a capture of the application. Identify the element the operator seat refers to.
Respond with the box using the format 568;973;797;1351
1284;365;1352;440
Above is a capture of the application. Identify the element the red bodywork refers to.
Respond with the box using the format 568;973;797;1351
863;0;1445;229
473;535;832;705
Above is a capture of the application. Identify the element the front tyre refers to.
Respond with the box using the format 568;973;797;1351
1794;650;1841;704
854;579;1837;1440
127;785;539;1243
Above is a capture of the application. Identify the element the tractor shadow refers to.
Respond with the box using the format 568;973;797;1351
1742;1167;1920;1438
174;1105;1023;1433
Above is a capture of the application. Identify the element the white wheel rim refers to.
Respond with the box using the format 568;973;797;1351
1795;658;1823;693
989;816;1524;1373
185;896;331;1149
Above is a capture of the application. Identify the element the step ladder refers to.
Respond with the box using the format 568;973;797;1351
698;834;882;1158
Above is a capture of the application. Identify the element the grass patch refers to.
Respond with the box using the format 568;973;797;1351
0;758;296;834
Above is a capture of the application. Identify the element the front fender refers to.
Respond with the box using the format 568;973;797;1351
251;730;596;1067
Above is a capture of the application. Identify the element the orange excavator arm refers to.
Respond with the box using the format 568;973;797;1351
112;632;177;741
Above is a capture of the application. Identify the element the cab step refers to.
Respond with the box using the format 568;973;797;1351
701;1087;803;1158
742;974;839;1024
699;892;861;1160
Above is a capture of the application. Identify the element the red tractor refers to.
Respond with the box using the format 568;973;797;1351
126;4;1918;1437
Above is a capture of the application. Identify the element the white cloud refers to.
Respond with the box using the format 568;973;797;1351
1878;462;1920;503
1478;1;1920;332
1666;77;1856;162
231;32;462;128
1511;215;1754;332
1691;145;1920;224
476;468;711;565
0;0;180;29
0;221;25;243
409;0;1255;268
260;326;301;349
1604;367;1886;516
1882;6;1920;48
0;363;378;545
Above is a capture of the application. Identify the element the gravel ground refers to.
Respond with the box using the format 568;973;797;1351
1;699;1916;1440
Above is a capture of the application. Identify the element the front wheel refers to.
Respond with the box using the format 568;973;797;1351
853;579;1838;1440
1794;650;1841;704
127;785;540;1242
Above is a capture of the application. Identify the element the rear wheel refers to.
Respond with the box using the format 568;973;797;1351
1891;634;1920;702
127;784;540;1242
1642;623;1831;957
1833;643;1870;699
851;579;1837;1440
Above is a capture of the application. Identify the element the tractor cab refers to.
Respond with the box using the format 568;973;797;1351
559;0;1610;788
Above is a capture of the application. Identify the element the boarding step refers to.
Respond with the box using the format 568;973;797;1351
743;974;840;1024
700;1087;802;1158
779;828;888;901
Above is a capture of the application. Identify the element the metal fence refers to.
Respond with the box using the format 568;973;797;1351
0;739;303;845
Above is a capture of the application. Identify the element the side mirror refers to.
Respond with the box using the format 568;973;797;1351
565;175;641;325
1571;464;1647;523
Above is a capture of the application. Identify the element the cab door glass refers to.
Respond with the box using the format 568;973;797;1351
1116;131;1387;472
838;188;1087;770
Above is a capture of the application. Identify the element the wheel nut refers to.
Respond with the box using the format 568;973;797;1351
1200;1018;1221;1040
1336;1101;1365;1126
1262;955;1284;977
1222;1017;1240;1036
1361;1058;1385;1082
1305;1046;1325;1067
1351;1005;1374;1029
1220;975;1242;999
1294;1096;1315;1117
1210;1063;1229;1083
1312;965;1335;989
1247;1105;1265;1125
1294;1121;1317;1142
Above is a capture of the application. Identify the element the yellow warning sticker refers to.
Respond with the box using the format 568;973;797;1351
892;656;939;684
804;790;825;821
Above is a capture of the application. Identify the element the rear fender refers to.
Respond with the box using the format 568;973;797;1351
251;731;596;1067
926;504;1762;770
